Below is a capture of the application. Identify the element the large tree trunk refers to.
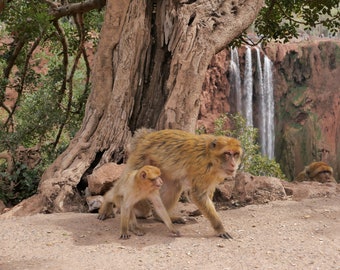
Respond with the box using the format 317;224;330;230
8;0;263;215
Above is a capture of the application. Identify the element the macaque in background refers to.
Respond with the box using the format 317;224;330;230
294;161;335;183
98;165;180;239
122;128;242;239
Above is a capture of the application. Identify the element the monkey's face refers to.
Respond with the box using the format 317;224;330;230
148;176;163;189
142;174;163;191
223;151;241;176
210;137;242;177
139;165;163;191
313;171;332;183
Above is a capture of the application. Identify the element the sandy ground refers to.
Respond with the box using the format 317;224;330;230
0;195;339;270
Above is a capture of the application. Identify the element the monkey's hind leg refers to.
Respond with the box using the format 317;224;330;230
129;212;146;236
150;195;181;237
97;188;117;220
97;201;115;220
157;180;186;224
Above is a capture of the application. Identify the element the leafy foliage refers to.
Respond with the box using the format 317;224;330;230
258;0;339;40
213;114;286;179
232;0;339;46
0;0;104;205
0;163;42;206
3;0;52;40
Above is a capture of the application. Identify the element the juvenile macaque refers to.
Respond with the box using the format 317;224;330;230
98;165;180;239
125;128;242;239
294;161;335;183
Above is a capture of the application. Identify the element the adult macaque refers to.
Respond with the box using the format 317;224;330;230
294;161;335;183
98;165;180;239
125;128;242;239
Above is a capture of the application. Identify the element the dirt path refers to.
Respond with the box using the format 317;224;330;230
1;195;339;270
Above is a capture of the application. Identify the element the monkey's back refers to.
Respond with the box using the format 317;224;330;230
126;129;234;184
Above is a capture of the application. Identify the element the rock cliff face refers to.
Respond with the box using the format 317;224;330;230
198;40;340;181
266;40;340;182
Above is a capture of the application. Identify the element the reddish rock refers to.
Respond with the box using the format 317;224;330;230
215;172;287;205
197;49;232;132
215;172;339;206
87;163;125;195
231;172;287;204
282;180;339;201
266;40;340;181
214;178;235;202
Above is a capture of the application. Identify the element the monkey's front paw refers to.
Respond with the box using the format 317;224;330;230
218;231;233;239
97;213;107;220
120;234;131;240
97;212;115;220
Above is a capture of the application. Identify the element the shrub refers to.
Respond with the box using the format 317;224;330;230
0;163;42;206
212;113;286;179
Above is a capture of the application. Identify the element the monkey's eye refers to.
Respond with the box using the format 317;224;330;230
233;153;240;159
225;152;240;159
225;152;232;159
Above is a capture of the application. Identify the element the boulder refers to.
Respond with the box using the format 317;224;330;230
232;172;287;204
215;172;287;205
87;163;125;195
282;180;339;201
86;195;104;213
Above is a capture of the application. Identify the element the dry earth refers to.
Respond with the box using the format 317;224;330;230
1;195;339;270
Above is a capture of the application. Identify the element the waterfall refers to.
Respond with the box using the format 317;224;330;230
263;55;275;159
230;47;275;159
243;46;253;126
229;48;242;113
256;48;266;156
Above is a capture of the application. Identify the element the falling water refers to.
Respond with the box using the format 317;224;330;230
243;46;253;126
229;48;242;113
256;48;266;156
255;47;275;159
230;46;275;159
263;55;275;159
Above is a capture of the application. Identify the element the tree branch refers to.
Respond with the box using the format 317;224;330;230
45;0;106;20
53;13;86;151
52;20;68;104
5;36;43;126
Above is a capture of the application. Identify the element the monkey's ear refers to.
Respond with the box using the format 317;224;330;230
140;171;147;179
210;140;217;149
